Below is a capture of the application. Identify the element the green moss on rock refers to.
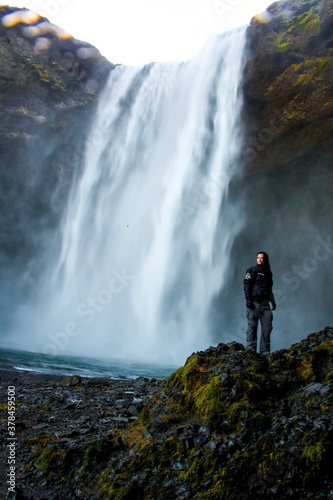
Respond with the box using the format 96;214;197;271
194;375;223;422
243;0;333;174
97;328;333;498
274;8;320;53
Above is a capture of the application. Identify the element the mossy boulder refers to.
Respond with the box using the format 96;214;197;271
93;327;333;499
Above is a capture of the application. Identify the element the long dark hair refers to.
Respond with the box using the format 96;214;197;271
257;251;273;283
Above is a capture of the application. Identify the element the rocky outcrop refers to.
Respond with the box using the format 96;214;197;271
98;327;333;499
2;327;332;498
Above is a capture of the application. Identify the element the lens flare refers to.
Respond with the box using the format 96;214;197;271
2;9;72;40
23;21;72;39
1;9;41;27
253;11;275;24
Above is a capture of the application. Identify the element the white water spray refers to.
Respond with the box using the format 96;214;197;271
20;28;247;365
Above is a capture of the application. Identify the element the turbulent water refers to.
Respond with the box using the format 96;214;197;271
0;348;176;379
9;28;247;367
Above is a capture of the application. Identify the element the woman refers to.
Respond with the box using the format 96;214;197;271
243;251;276;354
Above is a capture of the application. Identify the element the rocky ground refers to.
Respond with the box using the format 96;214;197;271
0;370;163;499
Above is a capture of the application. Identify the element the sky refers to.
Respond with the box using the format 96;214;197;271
2;0;277;65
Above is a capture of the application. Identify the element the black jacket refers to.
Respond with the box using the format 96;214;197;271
244;264;274;304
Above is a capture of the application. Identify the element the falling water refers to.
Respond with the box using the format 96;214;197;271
18;28;247;365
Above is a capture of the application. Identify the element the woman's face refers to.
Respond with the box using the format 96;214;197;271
257;253;264;265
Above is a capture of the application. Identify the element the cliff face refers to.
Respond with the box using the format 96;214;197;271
0;6;112;323
243;0;333;174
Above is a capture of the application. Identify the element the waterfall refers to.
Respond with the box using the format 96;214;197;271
18;28;247;365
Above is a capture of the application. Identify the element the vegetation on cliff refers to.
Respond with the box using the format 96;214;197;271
243;0;333;174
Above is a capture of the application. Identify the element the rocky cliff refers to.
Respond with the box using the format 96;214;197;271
0;6;113;325
3;326;332;499
243;0;333;175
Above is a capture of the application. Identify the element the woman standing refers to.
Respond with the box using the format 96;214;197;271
243;251;276;355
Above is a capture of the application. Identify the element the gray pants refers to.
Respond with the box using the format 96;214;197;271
246;301;273;354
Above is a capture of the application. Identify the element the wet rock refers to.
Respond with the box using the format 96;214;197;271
133;376;150;387
60;375;82;386
304;382;323;393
